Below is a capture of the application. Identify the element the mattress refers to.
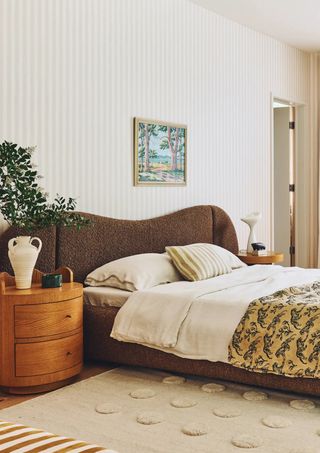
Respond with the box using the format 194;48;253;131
84;286;131;308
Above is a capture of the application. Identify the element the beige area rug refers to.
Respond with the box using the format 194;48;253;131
1;367;320;453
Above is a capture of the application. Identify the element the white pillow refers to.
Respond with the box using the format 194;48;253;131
209;244;246;269
85;253;182;291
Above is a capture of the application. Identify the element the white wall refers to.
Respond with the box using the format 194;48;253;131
0;0;311;249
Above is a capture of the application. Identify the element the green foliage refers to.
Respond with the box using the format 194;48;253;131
138;123;159;142
159;126;185;155
138;145;145;160
149;149;158;159
0;141;90;233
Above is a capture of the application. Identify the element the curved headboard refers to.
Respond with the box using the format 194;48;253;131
0;205;238;282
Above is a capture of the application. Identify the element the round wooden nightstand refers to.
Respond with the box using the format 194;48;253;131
237;251;284;265
0;267;83;394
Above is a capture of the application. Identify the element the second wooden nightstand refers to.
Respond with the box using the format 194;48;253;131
237;251;284;265
0;267;83;394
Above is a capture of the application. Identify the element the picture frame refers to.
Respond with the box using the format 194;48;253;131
134;118;187;186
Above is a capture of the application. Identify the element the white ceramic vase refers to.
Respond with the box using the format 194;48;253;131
8;236;42;289
241;212;262;253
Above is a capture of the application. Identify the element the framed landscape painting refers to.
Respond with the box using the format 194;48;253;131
134;118;187;186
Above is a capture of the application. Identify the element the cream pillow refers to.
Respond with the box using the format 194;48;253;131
165;243;232;281
85;253;182;291
208;244;246;269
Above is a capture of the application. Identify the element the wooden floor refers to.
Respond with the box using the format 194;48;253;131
0;361;115;410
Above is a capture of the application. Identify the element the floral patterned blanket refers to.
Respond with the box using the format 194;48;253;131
228;281;320;378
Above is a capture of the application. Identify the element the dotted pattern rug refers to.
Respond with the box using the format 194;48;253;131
0;367;320;453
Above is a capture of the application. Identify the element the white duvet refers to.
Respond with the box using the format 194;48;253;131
111;265;320;363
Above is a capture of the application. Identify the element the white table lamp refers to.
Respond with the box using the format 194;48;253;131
241;212;262;253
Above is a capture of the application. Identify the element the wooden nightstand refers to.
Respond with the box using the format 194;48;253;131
237;251;284;265
0;267;83;394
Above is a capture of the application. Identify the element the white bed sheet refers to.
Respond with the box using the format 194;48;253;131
84;286;131;308
111;265;320;363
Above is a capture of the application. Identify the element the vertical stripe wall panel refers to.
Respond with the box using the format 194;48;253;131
0;0;310;249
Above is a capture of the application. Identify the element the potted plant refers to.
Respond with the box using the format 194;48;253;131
0;141;90;289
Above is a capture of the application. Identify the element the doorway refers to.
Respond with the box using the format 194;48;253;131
273;99;295;267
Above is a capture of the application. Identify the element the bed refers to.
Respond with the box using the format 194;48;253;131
0;205;319;396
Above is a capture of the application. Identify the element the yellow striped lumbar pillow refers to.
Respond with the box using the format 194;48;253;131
165;243;232;281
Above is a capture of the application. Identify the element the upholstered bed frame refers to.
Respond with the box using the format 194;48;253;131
0;205;319;395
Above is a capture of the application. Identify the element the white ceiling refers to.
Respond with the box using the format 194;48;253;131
190;0;320;52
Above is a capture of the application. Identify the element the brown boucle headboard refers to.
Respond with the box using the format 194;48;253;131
0;205;238;282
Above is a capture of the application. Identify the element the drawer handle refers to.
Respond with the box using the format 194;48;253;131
66;351;73;356
65;315;72;319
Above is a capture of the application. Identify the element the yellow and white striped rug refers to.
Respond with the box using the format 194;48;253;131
0;420;118;453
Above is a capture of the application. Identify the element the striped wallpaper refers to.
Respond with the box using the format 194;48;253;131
0;0;311;251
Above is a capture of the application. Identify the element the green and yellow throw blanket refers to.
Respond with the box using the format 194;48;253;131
228;281;320;378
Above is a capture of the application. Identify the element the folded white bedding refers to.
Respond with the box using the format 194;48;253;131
111;265;320;363
84;286;131;308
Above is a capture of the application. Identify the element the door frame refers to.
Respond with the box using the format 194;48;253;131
270;93;306;264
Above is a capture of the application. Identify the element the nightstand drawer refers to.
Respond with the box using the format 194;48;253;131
15;298;83;338
15;333;83;377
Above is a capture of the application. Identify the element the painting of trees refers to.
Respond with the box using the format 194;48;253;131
138;123;159;171
135;118;186;185
159;126;185;171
